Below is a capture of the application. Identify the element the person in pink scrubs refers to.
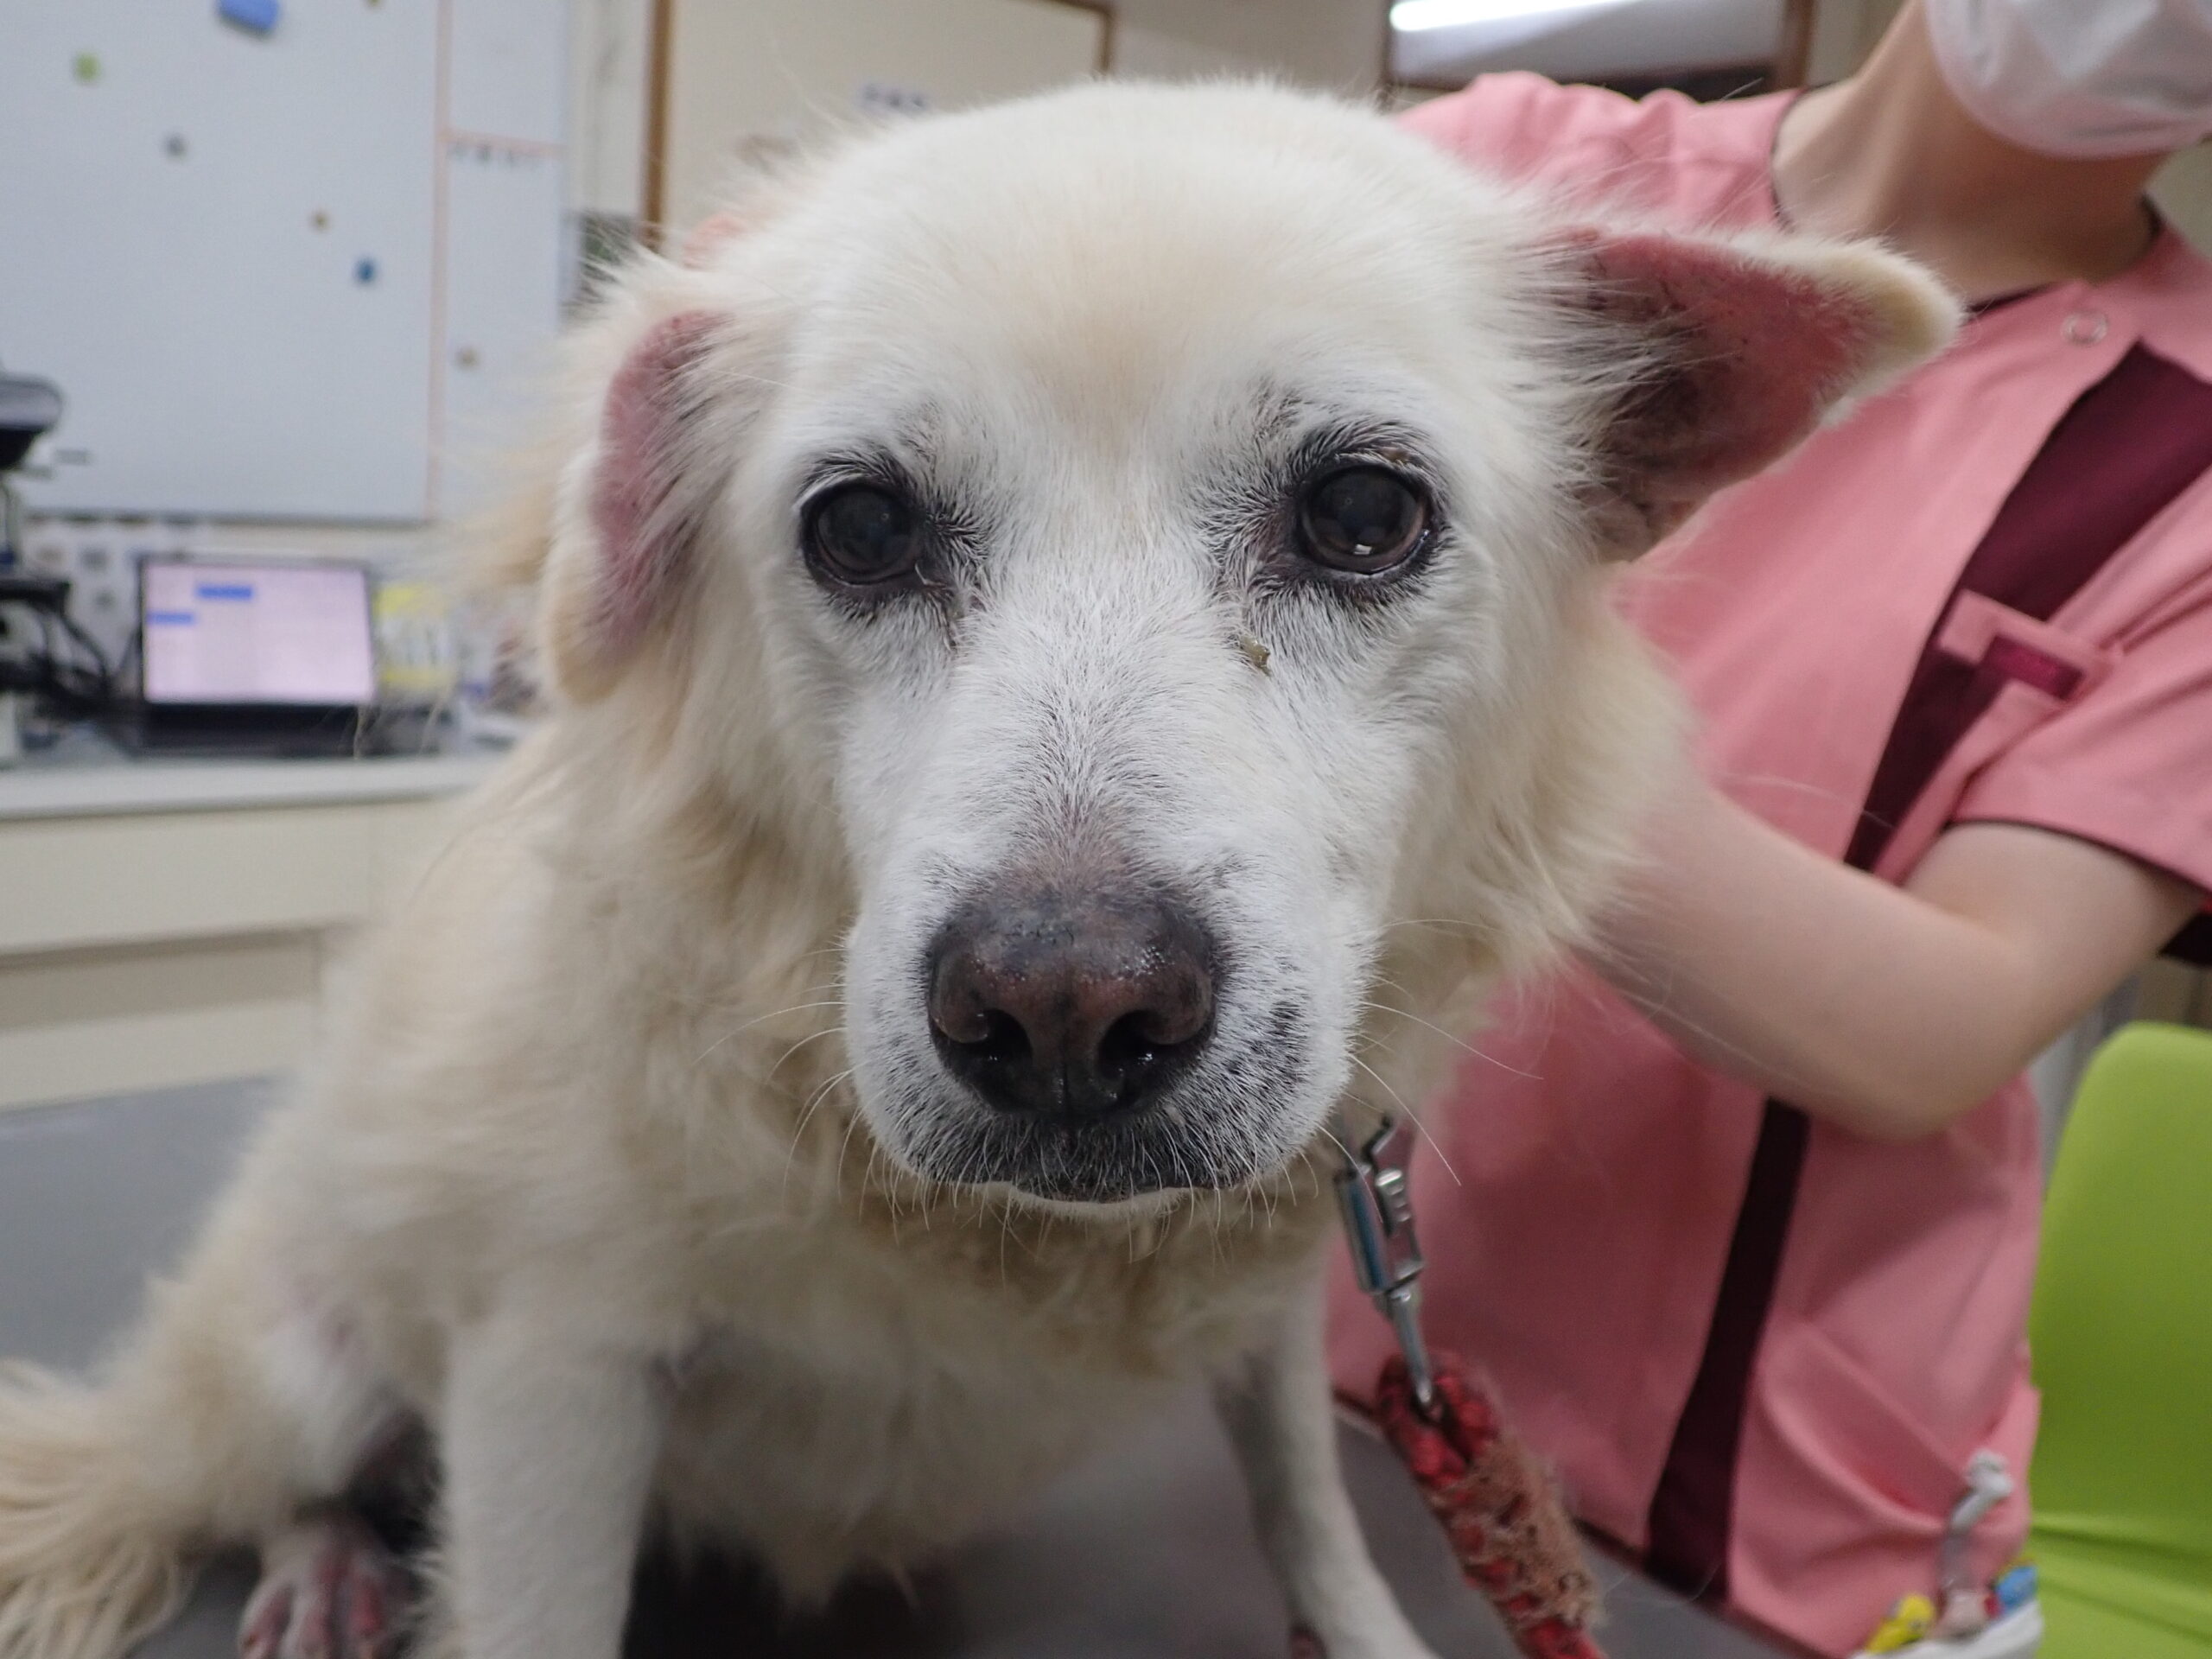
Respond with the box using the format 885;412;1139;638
1330;3;2212;1654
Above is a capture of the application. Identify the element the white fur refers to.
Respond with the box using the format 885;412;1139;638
0;81;1954;1659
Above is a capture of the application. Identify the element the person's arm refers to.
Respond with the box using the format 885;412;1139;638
1587;771;2203;1141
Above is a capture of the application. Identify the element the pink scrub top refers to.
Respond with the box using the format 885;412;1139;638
1329;74;2212;1658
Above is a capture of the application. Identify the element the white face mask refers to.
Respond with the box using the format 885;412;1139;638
1924;0;2212;158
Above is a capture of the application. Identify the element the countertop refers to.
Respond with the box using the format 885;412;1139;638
0;723;502;821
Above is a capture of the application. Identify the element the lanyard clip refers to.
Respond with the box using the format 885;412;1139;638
1333;1116;1438;1417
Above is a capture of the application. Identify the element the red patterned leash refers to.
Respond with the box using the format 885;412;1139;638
1334;1119;1605;1659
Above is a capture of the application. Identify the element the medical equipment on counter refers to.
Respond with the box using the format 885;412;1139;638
372;582;459;709
0;372;102;763
0;372;66;585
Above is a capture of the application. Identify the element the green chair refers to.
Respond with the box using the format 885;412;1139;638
2030;1021;2212;1659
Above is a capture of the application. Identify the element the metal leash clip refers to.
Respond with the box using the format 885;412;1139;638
1332;1115;1439;1418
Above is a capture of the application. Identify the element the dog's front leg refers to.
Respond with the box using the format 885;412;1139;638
439;1313;667;1659
1214;1286;1440;1659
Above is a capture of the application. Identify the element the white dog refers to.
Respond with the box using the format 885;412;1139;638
0;82;1952;1659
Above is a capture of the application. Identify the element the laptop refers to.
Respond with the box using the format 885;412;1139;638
130;557;378;755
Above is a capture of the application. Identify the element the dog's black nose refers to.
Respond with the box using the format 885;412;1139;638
927;887;1217;1121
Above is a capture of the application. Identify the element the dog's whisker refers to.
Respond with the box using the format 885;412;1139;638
675;976;844;1018
834;1105;869;1201
1382;915;1509;942
785;1066;855;1199
693;1000;849;1067
766;1024;845;1079
1351;999;1543;1082
865;1143;901;1241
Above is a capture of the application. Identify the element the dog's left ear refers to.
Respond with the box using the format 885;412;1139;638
1563;229;1959;555
540;308;731;702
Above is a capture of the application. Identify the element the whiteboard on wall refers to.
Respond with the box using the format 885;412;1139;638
0;0;568;524
662;0;1109;238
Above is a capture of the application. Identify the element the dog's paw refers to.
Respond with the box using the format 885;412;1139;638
241;1509;410;1659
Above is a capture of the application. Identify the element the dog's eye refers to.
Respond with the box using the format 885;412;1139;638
1297;467;1429;575
805;484;921;586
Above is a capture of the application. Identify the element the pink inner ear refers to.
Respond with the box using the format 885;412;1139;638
1570;232;1881;502
588;310;722;662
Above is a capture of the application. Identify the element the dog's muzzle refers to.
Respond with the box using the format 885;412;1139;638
888;874;1313;1204
925;882;1217;1125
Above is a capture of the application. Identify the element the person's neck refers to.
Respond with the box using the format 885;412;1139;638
1772;12;2164;303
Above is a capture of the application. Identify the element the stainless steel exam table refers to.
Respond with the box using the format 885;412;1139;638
0;1079;1787;1659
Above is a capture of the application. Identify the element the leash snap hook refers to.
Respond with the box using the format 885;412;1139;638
1332;1115;1440;1420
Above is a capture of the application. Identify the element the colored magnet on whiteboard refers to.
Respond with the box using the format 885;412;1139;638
354;257;378;286
73;51;101;84
218;0;281;35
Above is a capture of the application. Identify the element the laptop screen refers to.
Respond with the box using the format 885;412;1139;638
141;561;377;708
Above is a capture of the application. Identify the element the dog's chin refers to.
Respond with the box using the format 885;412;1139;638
870;1097;1306;1212
1012;1187;1185;1224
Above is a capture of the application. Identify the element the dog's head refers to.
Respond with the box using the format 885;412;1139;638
524;84;1954;1209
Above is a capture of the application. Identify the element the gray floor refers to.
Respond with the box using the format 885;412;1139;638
0;1079;1783;1659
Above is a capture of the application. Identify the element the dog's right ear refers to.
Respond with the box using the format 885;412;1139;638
540;308;729;702
1561;229;1960;556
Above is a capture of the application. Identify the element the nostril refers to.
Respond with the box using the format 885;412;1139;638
951;1008;1031;1069
1097;1012;1156;1082
928;948;1003;1045
1097;1005;1211;1084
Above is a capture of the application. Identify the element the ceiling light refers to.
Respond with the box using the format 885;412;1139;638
1391;0;1635;31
